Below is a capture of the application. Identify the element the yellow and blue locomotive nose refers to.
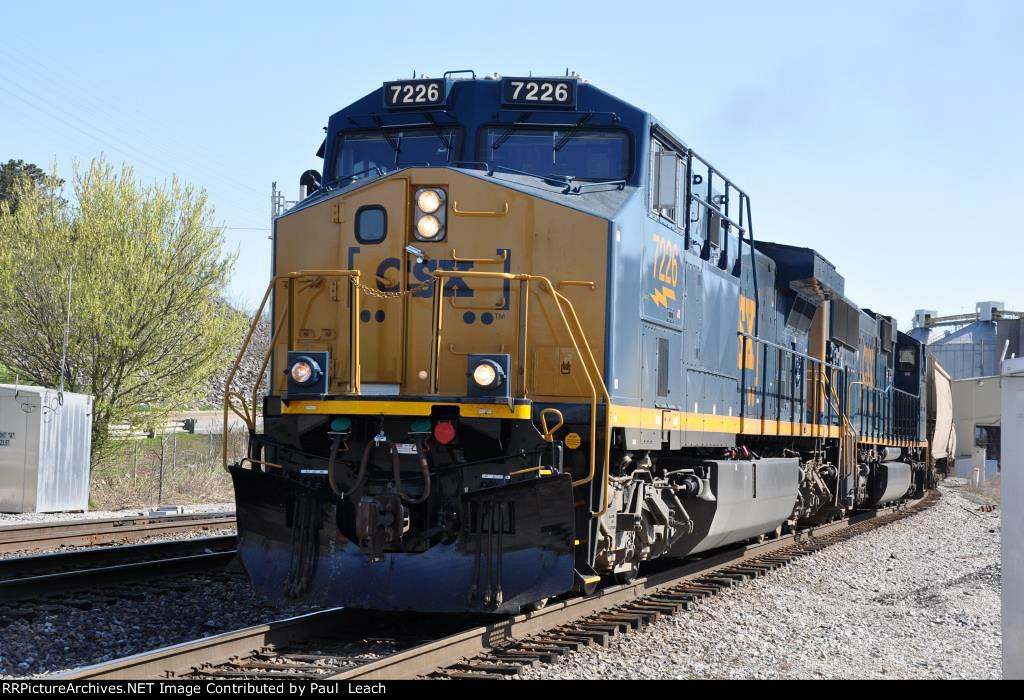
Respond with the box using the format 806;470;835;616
232;164;615;612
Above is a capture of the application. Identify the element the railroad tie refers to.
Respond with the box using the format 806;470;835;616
562;627;611;644
699;576;738;588
577;620;627;635
449;662;523;676
727;567;766;578
533;633;593;649
648;593;699;609
672;585;717;597
627;600;682;615
602;612;652;628
444;671;509;680
487;650;546;665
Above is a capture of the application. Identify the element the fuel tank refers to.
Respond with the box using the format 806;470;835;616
870;461;912;505
668;458;799;556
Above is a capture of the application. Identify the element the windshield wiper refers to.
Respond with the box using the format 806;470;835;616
424;113;453;156
491;112;533;152
325;166;386;190
371;116;402;161
553;114;593;152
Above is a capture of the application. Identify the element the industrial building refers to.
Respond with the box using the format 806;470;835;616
910;302;1023;379
911;301;1022;476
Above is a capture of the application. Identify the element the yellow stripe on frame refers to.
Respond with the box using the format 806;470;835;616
280;399;532;420
279;399;927;448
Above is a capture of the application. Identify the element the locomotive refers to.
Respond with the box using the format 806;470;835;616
225;71;934;614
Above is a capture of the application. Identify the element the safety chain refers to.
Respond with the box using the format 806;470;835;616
352;280;429;300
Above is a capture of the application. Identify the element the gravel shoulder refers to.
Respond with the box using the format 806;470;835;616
0;502;234;525
0;503;238;558
520;481;1001;680
0;528;237;559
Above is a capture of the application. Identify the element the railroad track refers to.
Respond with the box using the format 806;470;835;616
0;535;237;601
0;512;236;555
58;493;937;680
0;537;239;628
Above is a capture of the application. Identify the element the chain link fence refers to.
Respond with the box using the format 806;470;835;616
90;425;250;509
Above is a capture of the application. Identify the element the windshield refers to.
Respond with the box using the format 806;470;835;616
333;129;456;181
482;127;630;181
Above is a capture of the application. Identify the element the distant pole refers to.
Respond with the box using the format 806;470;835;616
158;434;165;504
58;266;73;397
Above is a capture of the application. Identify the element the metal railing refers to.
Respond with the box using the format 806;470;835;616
737;331;841;437
222;268;613;516
222;270;363;468
428;270;613;516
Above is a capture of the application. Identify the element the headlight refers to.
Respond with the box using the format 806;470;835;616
289;356;322;385
413;188;446;241
416;215;441;239
416;189;442;213
286;351;328;396
290;361;313;384
466;353;510;398
472;360;502;389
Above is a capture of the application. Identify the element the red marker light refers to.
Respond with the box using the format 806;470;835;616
434;420;456;445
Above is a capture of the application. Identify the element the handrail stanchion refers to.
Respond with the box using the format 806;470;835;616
350;275;361;394
517;279;529;396
429;276;444;394
429;270;608;512
223;270;362;471
223;277;275;471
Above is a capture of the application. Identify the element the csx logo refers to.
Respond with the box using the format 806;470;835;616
376;257;474;298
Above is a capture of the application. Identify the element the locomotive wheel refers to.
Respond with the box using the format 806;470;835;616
523;596;549;612
613;563;639;585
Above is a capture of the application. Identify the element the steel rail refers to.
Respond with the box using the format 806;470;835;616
0;549;237;601
0;535;236;582
56;494;935;681
0;512;236;555
59;610;349;680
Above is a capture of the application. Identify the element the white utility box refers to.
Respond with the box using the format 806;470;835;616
0;384;93;512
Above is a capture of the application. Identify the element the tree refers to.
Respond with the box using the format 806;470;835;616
0;159;62;214
0;157;247;455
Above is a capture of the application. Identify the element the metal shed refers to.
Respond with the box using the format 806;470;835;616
0;384;93;513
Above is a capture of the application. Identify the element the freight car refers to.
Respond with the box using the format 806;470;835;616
224;71;933;613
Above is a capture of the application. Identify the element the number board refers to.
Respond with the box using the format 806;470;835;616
383;79;448;109
501;78;577;108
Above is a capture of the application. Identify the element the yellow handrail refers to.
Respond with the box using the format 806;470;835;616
451;201;510;217
428;270;613;516
824;371;861;506
222;270;362;469
223;267;613;520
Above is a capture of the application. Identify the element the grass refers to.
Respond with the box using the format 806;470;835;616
90;428;249;509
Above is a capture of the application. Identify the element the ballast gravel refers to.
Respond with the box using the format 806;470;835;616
0;574;318;678
520;480;1001;680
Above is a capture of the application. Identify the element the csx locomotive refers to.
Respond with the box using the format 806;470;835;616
225;71;934;614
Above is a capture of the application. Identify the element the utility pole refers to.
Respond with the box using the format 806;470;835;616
270;181;296;221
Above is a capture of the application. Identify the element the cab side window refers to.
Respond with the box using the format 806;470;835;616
649;138;681;223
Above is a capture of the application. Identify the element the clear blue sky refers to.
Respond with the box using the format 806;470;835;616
2;0;1021;329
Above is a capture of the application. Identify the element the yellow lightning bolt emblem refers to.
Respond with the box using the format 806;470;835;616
650;286;676;308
